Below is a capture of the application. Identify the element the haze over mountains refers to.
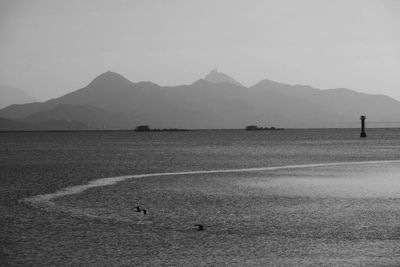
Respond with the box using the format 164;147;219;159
0;86;35;109
1;70;400;130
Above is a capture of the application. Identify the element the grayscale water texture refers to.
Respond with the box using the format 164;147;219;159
1;129;400;266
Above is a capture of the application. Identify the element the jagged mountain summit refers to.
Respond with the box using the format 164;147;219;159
1;70;400;130
204;69;244;87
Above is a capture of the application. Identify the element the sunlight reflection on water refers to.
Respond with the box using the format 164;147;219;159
244;163;400;198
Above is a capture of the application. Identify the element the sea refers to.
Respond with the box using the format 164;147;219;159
1;128;400;266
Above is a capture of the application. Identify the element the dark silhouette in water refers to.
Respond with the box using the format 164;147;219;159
195;224;204;231
245;125;283;131
134;125;188;132
135;125;151;132
134;206;146;215
360;115;367;138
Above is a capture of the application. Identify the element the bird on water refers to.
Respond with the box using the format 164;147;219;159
195;224;204;231
134;206;147;216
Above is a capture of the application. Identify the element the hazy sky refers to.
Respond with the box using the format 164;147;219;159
0;0;399;101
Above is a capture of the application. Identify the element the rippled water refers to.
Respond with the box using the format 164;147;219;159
1;129;400;266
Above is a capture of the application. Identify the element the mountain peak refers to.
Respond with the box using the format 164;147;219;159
88;71;133;88
204;69;244;87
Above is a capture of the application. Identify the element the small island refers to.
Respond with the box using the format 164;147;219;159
245;125;284;131
134;125;189;132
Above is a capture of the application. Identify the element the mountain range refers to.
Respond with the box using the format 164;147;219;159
1;70;399;130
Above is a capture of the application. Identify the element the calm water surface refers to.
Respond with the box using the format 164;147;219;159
1;129;400;266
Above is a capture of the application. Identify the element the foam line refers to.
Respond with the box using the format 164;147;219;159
23;159;400;206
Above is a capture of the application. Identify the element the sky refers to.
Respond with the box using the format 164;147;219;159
0;0;399;101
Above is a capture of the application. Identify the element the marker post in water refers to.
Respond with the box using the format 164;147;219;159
360;115;367;138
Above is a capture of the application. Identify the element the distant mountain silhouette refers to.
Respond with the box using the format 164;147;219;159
24;104;137;129
1;71;400;129
204;69;244;87
0;117;29;130
49;71;167;113
251;79;400;123
0;71;168;119
0;116;93;131
0;86;35;109
32;120;93;131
